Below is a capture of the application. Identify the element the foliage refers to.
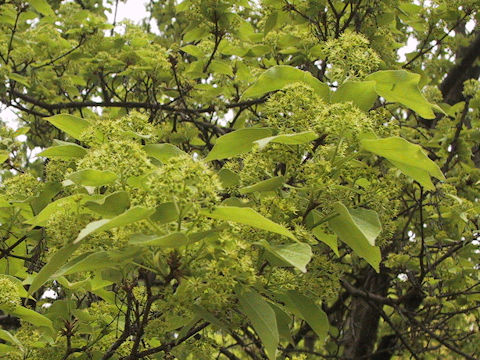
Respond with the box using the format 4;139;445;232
0;0;479;359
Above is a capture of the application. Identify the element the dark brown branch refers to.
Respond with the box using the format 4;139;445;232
9;89;267;114
440;31;480;105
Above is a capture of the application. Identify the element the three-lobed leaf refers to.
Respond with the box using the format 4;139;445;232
365;70;437;119
259;240;312;273
361;136;445;190
67;169;118;187
328;202;382;272
205;128;272;161
242;65;330;101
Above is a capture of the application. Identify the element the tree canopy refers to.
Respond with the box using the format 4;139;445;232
0;0;479;359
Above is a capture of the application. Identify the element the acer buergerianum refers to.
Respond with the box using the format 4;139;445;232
0;0;479;359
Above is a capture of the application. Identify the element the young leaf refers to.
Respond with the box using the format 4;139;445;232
129;232;189;248
361;136;445;190
331;81;377;111
29;242;80;294
312;227;339;257
25;194;88;227
242;65;330;101
54;252;112;276
254;131;318;150
84;191;130;218
44;114;90;140
328;202;382;272
280;290;329;343
150;202;179;224
259;240;312;272
270;303;294;344
38;143;87;159
237;287;279;360
218;168;241;187
205;128;272;161
0;151;8;164
239;176;285;194
74;207;155;243
144;143;186;162
67;169;117;187
29;0;55;16
200;206;297;241
365;70;437;119
0;329;23;350
10;306;54;334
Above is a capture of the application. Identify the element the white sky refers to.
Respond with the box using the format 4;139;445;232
107;0;149;25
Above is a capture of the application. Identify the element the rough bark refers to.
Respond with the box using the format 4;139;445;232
440;31;480;105
342;268;390;359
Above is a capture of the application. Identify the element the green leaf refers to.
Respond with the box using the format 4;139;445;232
84;191;130;218
150;202;179;224
237;287;279;360
242;65;330;101
331;81;377;111
200;206;296;241
30;182;62;215
0;329;22;349
29;0;55;16
365;70;436;119
181;44;205;58
10;306;54;334
44;114;90;140
264;11;278;35
254;131;318;149
38;143;87;159
0;344;16;355
205;128;272;161
192;304;229;330
210;60;233;76
25;194;87;227
0;151;8;163
129;232;189;248
218;168;241;187
54;252;112;276
9;73;30;87
1;275;29;299
239;176;284;194
259;240;312;272
328;202;382;272
188;225;229;244
312;227;339;257
0;195;10;208
144;143;186;162
280;290;329;343
74;207;155;244
361;136;445;190
67;169;117;187
270;303;293;344
29;242;80;294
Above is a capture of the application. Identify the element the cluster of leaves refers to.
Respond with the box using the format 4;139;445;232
0;0;479;359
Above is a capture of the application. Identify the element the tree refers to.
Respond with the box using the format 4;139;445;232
0;0;479;359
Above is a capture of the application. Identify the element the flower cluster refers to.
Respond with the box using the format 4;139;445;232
144;154;221;216
76;139;154;186
1;173;39;201
0;276;20;312
321;30;381;82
